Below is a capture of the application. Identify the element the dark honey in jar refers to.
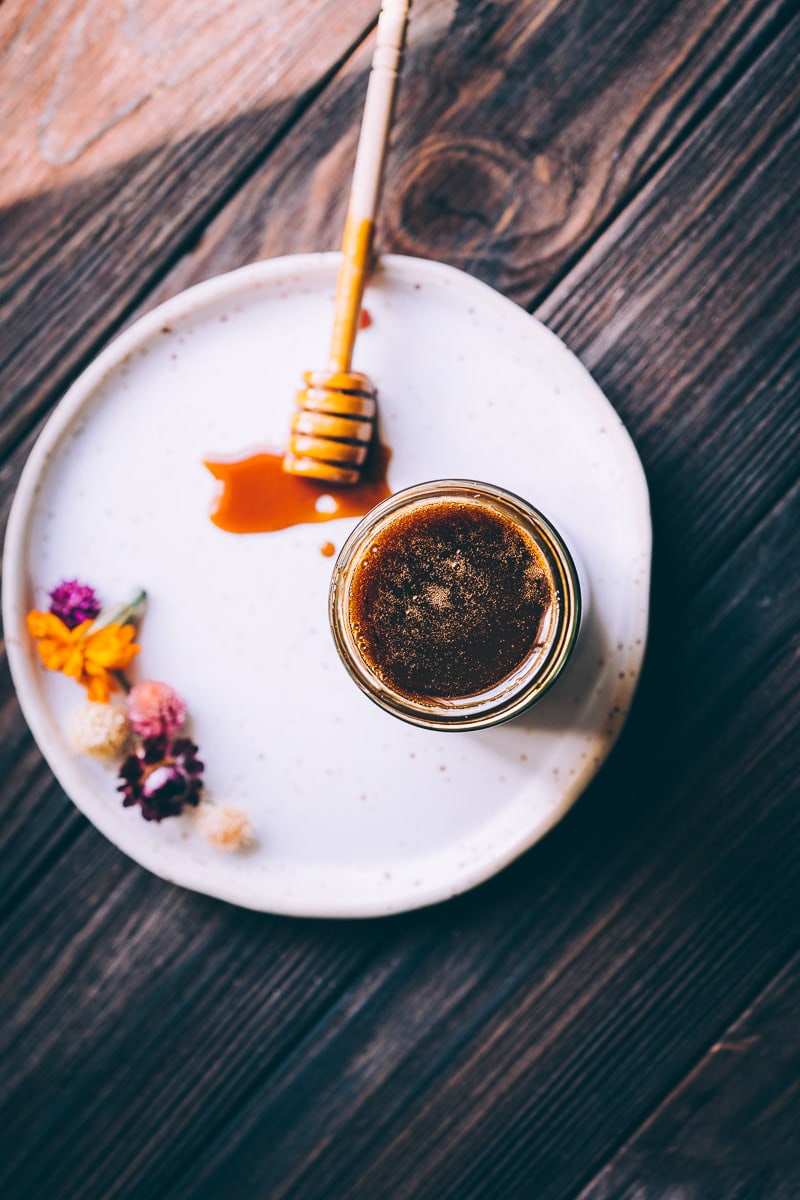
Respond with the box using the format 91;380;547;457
349;499;554;701
330;481;582;731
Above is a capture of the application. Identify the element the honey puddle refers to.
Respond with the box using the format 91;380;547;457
204;442;391;534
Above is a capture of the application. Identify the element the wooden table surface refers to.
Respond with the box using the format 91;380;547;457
2;1;799;1196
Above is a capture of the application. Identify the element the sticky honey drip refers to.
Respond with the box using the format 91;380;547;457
204;441;391;534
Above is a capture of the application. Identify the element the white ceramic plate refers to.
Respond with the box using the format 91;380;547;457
3;254;651;917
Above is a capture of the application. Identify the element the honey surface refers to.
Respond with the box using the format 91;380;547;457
349;499;554;700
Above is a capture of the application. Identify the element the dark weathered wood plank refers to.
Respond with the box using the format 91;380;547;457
1;0;793;463
0;713;84;924
67;10;797;1197
538;12;800;588
1;2;799;1199
0;0;382;910
0;841;389;1198
121;484;800;1200
2;469;797;1199
0;424;89;913
143;0;795;309
136;0;800;613
1;0;792;913
0;0;381;458
4;0;795;896
578;953;800;1199
3;511;796;1199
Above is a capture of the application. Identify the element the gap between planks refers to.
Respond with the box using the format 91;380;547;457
0;10;382;468
570;944;800;1200
525;0;798;316
0;0;794;470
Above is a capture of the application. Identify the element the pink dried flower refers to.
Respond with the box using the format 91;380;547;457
127;679;187;739
118;735;203;821
48;579;101;629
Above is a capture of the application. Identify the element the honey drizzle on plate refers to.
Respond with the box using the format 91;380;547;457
204;441;391;534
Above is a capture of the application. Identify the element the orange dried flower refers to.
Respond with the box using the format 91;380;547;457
26;611;140;703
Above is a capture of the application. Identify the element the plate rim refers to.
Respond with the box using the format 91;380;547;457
2;252;652;917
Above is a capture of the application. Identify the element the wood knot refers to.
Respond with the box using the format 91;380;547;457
386;136;522;256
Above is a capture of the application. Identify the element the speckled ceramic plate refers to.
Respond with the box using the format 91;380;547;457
3;254;651;917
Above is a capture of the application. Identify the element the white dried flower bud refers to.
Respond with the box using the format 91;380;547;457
197;802;255;852
71;702;131;759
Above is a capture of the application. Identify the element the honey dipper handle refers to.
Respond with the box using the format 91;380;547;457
328;0;411;372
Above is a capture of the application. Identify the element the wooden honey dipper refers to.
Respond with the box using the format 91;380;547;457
283;0;411;485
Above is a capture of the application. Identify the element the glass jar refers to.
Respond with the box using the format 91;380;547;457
329;479;582;731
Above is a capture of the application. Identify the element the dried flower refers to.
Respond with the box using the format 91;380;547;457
71;702;131;759
48;579;101;629
197;802;255;852
118;736;203;821
127;679;187;739
26;611;140;703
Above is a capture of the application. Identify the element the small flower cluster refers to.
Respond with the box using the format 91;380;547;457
27;580;140;703
28;579;253;851
116;679;203;822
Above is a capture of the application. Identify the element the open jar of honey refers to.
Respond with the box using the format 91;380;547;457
329;480;582;730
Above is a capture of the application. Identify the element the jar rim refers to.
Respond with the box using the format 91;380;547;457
329;479;582;731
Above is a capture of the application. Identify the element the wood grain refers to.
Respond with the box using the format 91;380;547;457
102;486;800;1200
1;0;373;203
5;475;788;1200
2;0;793;461
3;486;795;1197
538;15;800;587
0;0;381;458
579;953;800;1198
1;1;799;1198
142;0;796;308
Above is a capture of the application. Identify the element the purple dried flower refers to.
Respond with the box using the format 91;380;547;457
48;579;101;629
118;735;204;822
